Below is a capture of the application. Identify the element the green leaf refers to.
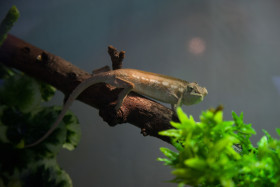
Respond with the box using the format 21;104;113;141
177;107;189;124
157;158;173;165
263;130;273;142
258;136;268;148
184;158;207;170
159;129;181;138
220;177;235;187
213;136;239;153
62;111;81;151
172;168;187;176
276;128;280;136
0;64;15;79
213;111;223;123
170;121;183;129
37;81;56;102
0;74;41;112
0;6;20;45
18;159;73;187
159;147;178;160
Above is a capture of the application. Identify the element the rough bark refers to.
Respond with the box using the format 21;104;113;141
0;34;177;143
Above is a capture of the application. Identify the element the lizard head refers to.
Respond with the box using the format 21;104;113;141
182;82;208;105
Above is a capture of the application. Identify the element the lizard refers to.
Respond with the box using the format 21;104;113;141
25;67;208;148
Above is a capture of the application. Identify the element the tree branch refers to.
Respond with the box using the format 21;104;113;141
0;34;176;143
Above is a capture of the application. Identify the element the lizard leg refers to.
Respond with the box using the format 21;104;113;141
113;78;134;110
171;99;182;111
171;93;184;113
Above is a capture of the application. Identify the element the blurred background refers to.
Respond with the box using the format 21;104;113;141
1;1;280;186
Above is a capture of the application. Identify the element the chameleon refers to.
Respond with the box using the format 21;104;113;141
25;68;208;148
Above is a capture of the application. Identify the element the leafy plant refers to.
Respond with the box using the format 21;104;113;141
0;6;81;187
158;107;280;187
0;65;81;187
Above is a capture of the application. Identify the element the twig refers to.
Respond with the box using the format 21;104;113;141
107;45;125;70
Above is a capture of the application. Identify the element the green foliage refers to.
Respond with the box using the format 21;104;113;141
158;108;280;187
0;6;19;45
0;65;81;187
0;7;79;186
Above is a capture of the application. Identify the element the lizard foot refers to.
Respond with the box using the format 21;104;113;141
99;104;123;127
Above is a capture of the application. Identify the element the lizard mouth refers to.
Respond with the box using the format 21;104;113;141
194;86;208;103
202;87;208;97
197;86;208;97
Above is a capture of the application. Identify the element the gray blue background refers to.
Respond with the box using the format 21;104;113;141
1;1;280;186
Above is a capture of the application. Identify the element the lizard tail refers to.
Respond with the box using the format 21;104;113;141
24;74;107;148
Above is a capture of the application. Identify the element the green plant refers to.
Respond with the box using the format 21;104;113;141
0;6;81;186
158;107;280;187
0;6;79;187
0;5;19;45
0;65;81;187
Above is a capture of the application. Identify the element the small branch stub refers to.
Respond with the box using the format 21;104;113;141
107;45;125;70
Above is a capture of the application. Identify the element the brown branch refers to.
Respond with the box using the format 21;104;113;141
107;45;125;70
0;34;176;143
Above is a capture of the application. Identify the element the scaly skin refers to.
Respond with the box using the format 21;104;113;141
25;69;208;148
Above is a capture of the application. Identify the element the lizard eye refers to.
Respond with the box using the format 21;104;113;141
187;86;194;92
